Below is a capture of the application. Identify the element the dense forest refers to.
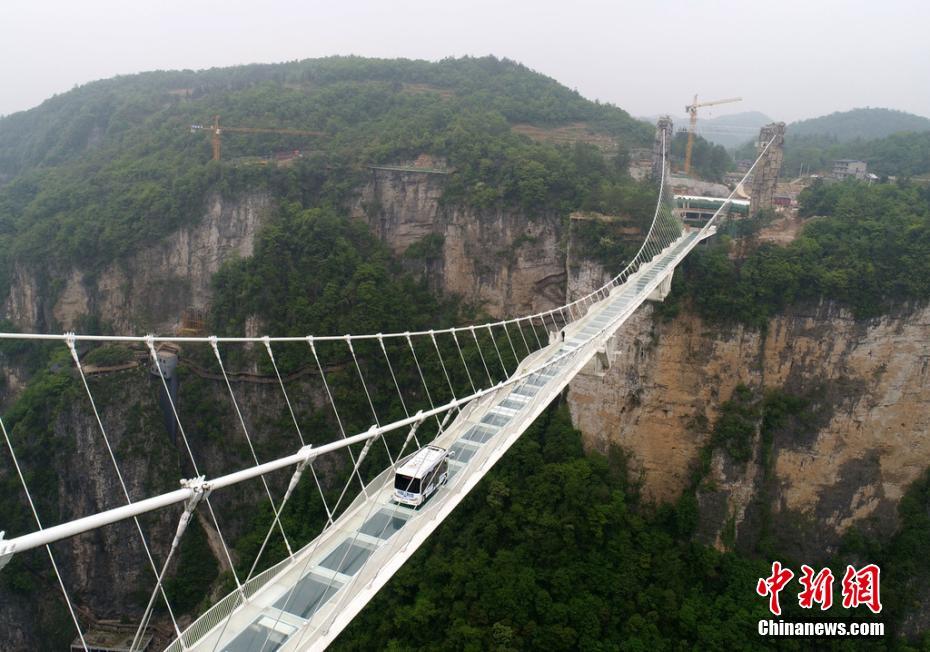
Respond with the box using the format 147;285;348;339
661;179;930;328
669;131;733;182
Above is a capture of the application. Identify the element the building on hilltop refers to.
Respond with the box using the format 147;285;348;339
832;159;868;181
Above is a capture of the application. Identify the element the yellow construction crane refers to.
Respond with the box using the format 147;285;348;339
190;115;325;161
683;95;741;175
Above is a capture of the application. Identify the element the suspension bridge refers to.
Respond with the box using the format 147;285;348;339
0;131;776;651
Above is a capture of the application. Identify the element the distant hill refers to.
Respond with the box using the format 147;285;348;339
641;111;773;149
776;130;930;178
788;107;930;142
695;111;773;149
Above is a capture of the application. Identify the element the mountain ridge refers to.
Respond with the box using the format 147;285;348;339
788;106;930;141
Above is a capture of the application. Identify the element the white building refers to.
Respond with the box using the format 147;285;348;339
833;159;868;181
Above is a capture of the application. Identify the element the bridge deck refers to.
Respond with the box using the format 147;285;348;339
174;228;706;652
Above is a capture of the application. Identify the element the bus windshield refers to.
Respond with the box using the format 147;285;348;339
394;474;420;494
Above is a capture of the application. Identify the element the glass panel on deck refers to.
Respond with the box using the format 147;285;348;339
462;424;496;443
222;616;296;652
273;574;339;619
480;412;511;427
449;441;478;463
513;384;539;398
360;508;409;540
319;540;374;576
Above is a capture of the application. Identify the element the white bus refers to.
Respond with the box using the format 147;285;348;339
393;445;450;507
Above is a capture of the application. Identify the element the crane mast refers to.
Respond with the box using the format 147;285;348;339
683;95;741;176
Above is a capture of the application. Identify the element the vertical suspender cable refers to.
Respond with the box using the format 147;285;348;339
261;337;333;526
429;331;459;405
450;330;478;396
66;335;184;642
513;319;533;356
1;416;89;651
405;333;446;433
469;325;494;387
501;322;520;368
209;337;294;558
307;337;368;497
144;338;244;597
346;336;394;465
526;317;543;349
484;324;509;377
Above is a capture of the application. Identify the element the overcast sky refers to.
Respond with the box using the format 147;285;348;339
1;0;929;122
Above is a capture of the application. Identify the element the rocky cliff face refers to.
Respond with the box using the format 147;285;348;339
2;192;271;334
567;297;930;559
3;168;607;334
350;168;566;317
0;368;179;648
0;359;339;649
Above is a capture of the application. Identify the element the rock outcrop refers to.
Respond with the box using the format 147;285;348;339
567;298;930;558
351;167;566;317
2;192;271;334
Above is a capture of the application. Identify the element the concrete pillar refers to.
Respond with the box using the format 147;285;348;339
653;116;674;181
749;122;786;216
647;269;674;302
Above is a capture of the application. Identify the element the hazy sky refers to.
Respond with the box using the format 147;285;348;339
2;0;929;122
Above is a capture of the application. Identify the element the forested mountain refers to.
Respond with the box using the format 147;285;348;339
787;108;930;142
0;56;662;649
0;56;652;305
734;108;930;177
0;56;651;177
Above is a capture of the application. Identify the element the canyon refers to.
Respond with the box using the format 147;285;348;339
2;165;929;645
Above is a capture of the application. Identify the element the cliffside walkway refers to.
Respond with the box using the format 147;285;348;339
0;132;777;652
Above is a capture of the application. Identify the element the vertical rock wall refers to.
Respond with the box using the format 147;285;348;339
2;192;271;334
351;168;567;318
567;297;930;557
